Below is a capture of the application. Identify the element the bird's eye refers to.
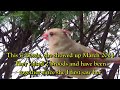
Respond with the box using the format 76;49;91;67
49;32;54;36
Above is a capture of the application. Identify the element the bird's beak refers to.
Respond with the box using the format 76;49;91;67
42;33;48;40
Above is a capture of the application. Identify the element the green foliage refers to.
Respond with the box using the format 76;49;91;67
0;11;119;46
0;11;91;35
0;16;6;23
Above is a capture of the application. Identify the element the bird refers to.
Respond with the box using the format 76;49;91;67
42;28;120;79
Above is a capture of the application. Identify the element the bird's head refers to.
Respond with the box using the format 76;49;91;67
42;28;71;42
42;28;72;47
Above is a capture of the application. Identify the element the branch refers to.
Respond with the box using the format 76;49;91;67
99;11;114;79
108;64;119;79
100;11;113;51
107;48;120;79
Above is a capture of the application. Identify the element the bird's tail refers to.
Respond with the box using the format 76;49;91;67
105;57;120;64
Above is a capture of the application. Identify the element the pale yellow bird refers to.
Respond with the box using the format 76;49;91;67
42;28;120;79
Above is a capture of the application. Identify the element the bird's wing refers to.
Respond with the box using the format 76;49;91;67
68;43;110;69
